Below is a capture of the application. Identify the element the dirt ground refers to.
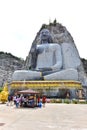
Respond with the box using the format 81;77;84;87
0;103;87;130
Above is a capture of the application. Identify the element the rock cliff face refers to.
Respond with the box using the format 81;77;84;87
0;52;24;86
81;58;87;74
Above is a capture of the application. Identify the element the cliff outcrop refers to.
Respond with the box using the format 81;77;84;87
0;52;24;86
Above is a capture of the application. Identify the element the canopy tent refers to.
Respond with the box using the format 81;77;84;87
17;89;39;95
16;89;40;108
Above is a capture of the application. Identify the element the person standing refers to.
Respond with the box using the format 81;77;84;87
7;95;11;106
42;95;46;107
15;95;20;108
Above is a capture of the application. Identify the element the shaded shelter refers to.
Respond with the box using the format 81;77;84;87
17;89;39;108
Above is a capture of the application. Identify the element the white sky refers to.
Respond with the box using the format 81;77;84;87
0;0;87;60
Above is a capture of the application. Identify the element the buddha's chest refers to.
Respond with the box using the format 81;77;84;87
36;50;55;68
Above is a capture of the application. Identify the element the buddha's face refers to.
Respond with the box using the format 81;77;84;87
40;29;51;43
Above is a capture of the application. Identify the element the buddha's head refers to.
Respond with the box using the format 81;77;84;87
40;29;52;44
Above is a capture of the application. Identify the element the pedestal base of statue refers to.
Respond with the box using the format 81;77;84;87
10;80;82;98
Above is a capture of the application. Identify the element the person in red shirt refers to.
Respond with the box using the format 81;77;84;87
42;95;46;107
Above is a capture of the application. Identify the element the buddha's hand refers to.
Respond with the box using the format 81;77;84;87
51;62;62;71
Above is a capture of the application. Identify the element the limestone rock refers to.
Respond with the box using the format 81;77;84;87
0;52;24;86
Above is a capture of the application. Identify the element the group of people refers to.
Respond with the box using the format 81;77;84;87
7;94;46;108
37;95;46;108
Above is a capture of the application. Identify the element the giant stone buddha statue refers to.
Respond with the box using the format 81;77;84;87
12;28;87;86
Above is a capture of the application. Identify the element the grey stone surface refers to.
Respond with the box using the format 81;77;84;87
44;68;78;80
12;70;42;81
36;43;62;71
12;41;79;82
61;42;81;69
12;42;79;81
